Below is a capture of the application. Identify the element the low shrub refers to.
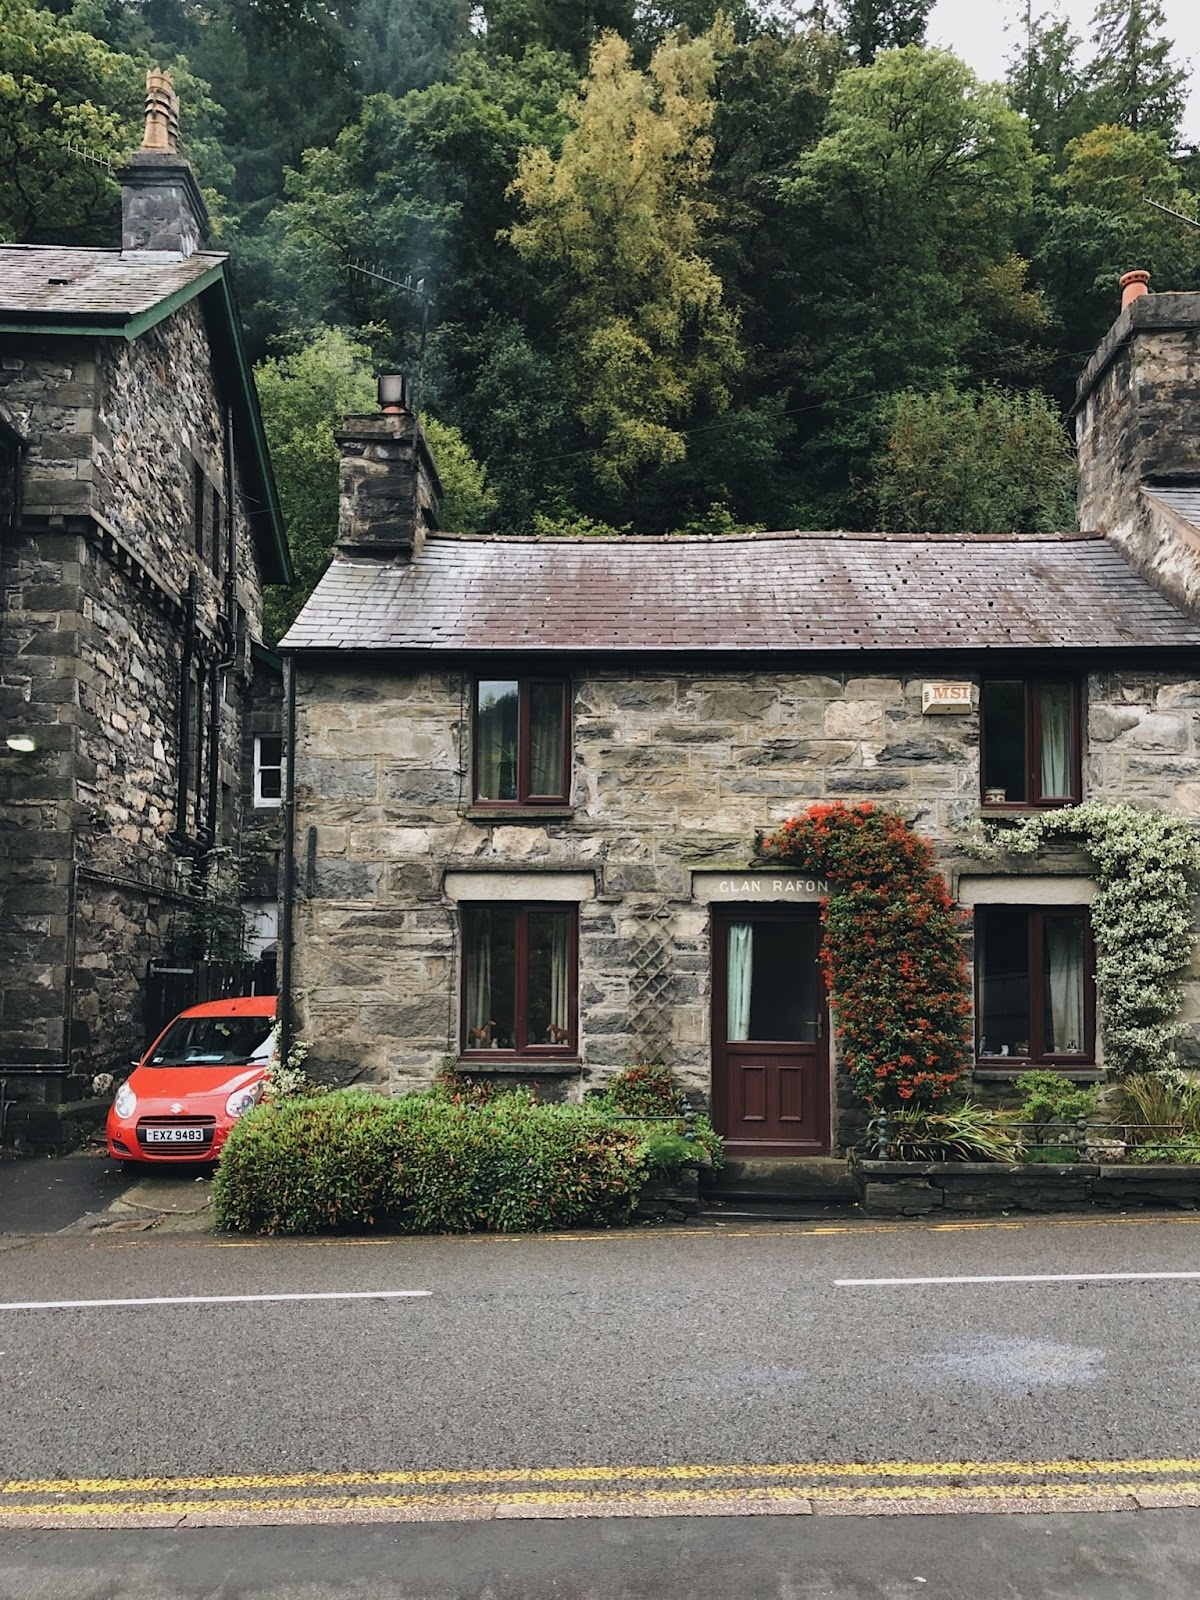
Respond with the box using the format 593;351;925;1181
603;1064;682;1117
1108;1071;1200;1141
1015;1069;1097;1153
213;1084;719;1236
588;1066;723;1171
869;1101;1021;1163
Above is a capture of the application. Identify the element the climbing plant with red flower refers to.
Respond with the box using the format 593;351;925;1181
764;803;971;1106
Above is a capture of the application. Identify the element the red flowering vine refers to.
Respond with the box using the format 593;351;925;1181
764;803;971;1106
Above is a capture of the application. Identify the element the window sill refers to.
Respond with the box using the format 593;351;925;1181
464;806;575;823
980;801;1080;815
454;1058;581;1076
974;1066;1104;1083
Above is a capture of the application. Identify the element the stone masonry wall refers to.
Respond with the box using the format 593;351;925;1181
0;306;273;1089
1076;298;1200;616
291;662;1200;1143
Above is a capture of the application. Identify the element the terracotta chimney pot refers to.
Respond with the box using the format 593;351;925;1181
140;69;181;155
1120;270;1151;310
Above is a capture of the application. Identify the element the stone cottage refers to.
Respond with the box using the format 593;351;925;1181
278;282;1200;1157
0;73;291;1133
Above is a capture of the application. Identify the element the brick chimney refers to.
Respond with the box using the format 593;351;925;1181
1075;274;1200;617
119;69;209;257
335;376;441;559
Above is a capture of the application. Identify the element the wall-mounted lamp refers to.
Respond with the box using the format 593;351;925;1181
5;735;37;754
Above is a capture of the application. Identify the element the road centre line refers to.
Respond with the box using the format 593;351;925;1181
0;1290;431;1313
10;1456;1200;1497
836;1271;1200;1287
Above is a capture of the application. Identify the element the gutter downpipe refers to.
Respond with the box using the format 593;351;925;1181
278;651;297;1071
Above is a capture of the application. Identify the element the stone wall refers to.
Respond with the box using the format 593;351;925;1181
290;661;1200;1143
0;305;274;1094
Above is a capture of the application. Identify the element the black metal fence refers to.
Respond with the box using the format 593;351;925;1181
866;1109;1200;1162
143;956;276;1050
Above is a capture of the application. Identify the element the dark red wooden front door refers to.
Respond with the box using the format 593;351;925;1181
711;908;830;1156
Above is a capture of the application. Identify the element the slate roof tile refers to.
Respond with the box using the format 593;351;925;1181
279;531;1200;654
0;245;223;319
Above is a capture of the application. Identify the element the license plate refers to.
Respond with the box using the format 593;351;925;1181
143;1126;209;1145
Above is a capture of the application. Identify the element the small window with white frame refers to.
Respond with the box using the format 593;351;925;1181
253;735;283;808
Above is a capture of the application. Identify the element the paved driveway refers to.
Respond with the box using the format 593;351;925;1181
0;1152;133;1234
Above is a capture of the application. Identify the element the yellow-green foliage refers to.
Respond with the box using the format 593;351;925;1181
506;26;742;491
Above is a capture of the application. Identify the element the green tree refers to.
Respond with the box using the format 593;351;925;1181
351;0;473;96
422;415;499;530
783;47;1045;519
1032;122;1200;374
872;385;1077;533
1006;4;1090;159
256;328;376;644
507;27;742;493
0;0;139;243
831;0;932;66
260;46;575;361
1086;0;1186;144
256;327;496;640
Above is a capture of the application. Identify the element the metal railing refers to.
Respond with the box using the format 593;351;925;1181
606;1096;697;1141
866;1108;1200;1161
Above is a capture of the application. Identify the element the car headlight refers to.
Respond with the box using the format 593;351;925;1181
225;1086;261;1120
114;1083;136;1119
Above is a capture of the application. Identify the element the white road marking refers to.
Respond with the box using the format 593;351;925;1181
0;1290;432;1312
835;1272;1200;1287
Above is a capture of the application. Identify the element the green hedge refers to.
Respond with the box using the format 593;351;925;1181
212;1090;692;1236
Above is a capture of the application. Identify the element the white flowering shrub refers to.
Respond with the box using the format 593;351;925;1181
261;1024;314;1100
967;802;1200;1076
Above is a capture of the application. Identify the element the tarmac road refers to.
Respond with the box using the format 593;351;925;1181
3;1212;1200;1593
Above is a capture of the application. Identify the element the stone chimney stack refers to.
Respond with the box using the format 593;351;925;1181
1075;274;1200;617
119;70;209;257
335;376;441;559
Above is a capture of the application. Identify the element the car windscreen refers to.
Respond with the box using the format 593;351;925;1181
148;1017;274;1068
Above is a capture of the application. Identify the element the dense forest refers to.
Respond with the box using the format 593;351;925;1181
3;0;1198;636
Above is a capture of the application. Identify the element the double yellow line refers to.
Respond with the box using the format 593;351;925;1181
4;1457;1200;1525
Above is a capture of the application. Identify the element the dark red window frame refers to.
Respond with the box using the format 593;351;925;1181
975;904;1096;1067
979;677;1082;810
459;902;579;1060
471;676;571;807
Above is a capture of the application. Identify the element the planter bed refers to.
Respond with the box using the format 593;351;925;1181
851;1155;1200;1216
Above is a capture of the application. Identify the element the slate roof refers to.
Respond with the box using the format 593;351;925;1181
1147;485;1200;531
0;245;222;324
279;530;1200;654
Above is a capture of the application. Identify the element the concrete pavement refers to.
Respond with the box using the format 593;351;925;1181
5;1508;1200;1598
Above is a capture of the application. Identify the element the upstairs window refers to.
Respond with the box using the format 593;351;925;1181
473;678;569;806
976;906;1094;1065
981;679;1080;808
253;735;283;808
461;904;577;1057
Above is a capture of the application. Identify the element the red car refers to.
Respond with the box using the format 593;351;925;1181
107;995;277;1165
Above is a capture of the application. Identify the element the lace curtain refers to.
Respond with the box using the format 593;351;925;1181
1045;917;1085;1054
727;923;753;1041
1040;684;1072;799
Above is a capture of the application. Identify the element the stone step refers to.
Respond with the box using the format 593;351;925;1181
701;1155;855;1203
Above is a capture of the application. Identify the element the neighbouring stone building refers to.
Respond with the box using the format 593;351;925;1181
0;73;291;1133
278;280;1200;1157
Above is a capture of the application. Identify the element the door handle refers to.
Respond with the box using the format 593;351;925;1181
815;1011;823;1039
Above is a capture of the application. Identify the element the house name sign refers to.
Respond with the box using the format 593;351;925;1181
692;871;831;903
922;682;975;715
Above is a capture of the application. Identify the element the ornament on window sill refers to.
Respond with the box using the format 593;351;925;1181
468;1020;496;1047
